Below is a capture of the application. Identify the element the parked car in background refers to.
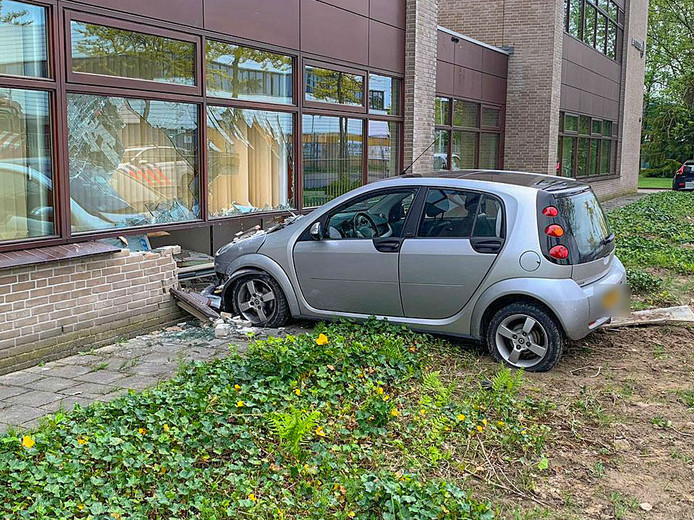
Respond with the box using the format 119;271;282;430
213;170;626;372
673;160;694;191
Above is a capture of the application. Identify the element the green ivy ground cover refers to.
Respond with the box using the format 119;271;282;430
0;321;551;519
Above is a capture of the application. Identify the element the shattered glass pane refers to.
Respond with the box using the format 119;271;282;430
67;94;199;232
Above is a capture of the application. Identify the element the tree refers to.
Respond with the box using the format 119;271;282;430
642;0;694;173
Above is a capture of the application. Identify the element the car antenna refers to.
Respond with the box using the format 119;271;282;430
399;134;440;176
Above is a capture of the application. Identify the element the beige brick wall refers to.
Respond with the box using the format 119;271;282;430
438;0;564;175
0;247;181;375
403;0;439;175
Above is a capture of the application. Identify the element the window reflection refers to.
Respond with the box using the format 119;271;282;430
368;74;401;116
206;41;293;104
368;120;400;182
70;21;195;85
0;88;53;241
0;0;48;78
434;129;449;170
305;66;364;107
67;94;199;232
302;115;363;207
480;133;499;169
207;107;293;216
452;131;476;169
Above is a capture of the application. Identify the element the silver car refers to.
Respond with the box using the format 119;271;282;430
213;171;626;372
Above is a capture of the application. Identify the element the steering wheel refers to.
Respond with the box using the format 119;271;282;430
353;212;379;238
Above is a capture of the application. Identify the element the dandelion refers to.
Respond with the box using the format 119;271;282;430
163;424;170;433
248;493;257;502
77;505;84;511
457;414;466;421
376;387;384;395
315;333;329;345
476;425;484;433
482;419;488;426
497;421;505;427
234;384;242;392
294;388;301;396
237;401;245;408
348;512;356;518
21;436;35;449
383;394;390;401
138;428;147;435
391;408;400;417
315;426;326;437
419;409;426;416
77;437;88;445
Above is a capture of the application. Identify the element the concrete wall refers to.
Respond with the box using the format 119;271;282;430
0;248;181;375
403;0;438;174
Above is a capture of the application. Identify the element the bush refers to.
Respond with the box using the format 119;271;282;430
641;159;681;178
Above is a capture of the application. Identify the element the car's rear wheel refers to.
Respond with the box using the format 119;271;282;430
486;302;563;372
231;274;289;328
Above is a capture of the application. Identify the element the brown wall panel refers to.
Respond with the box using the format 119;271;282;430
481;73;507;105
369;21;405;74
204;0;300;49
370;0;406;29
74;0;204;28
482;49;508;79
301;0;369;65
436;60;455;97
318;0;368;16
454;40;483;71
454;67;482;100
438;31;455;64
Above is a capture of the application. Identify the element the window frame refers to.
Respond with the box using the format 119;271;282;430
557;111;618;180
302;59;367;114
563;0;625;63
65;11;201;96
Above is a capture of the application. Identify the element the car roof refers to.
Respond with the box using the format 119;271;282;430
375;169;589;193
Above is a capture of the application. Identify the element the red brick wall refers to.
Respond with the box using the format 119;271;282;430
0;247;181;374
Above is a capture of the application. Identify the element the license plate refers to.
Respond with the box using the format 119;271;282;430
687;182;694;189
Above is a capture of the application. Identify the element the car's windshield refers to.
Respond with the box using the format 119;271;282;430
556;189;612;262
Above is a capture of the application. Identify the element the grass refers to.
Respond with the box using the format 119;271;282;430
0;320;554;519
608;190;694;307
637;174;672;189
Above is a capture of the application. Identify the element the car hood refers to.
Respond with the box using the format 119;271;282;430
214;231;267;277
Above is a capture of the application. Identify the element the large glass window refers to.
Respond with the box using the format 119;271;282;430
67;94;199;232
305;66;364;107
70;21;195;86
0;88;53;241
560;137;575;177
435;97;502;170
0;1;48;78
206;41;293;104
368;120;400;182
558;112;616;178
207;108;293;217
565;0;623;61
302;115;363;207
368;74;401;116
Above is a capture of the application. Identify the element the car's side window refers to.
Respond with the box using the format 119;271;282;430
472;196;503;238
325;189;416;240
418;189;481;238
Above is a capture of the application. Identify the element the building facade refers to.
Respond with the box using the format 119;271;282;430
0;0;647;372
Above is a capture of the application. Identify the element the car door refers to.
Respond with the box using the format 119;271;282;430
293;188;419;316
399;188;504;319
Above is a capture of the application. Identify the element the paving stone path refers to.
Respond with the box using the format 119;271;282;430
0;321;310;433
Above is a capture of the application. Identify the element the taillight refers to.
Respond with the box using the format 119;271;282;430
677;165;685;175
549;245;569;260
545;224;564;237
542;206;559;217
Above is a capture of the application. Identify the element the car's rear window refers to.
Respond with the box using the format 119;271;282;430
556;190;612;262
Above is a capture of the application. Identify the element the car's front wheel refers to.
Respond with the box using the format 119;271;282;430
486;302;563;372
231;274;289;328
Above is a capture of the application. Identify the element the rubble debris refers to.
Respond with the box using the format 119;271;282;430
607;305;694;328
171;288;221;322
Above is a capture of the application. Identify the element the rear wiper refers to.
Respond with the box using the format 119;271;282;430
599;233;615;247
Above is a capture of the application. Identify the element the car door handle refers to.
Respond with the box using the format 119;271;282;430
373;238;402;253
470;237;504;254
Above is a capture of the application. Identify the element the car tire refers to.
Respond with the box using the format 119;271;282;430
231;273;290;328
486;302;563;372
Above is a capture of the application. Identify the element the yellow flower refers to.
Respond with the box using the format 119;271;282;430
391;408;400;417
315;426;326;437
77;504;84;511
163;424;170;433
383;394;390;401
21;435;35;449
348;512;356;518
476;425;484;433
521;429;528;435
248;493;257;502
237;401;245;408
419;409;426;416
315;333;329;345
482;419;488;426
497;421;505;427
234;384;242;392
138;428;147;435
457;414;466;421
294;388;301;396
77;437;88;445
376;387;384;395
111;513;122;520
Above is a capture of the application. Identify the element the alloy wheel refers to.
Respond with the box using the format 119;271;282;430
236;279;276;325
494;313;549;369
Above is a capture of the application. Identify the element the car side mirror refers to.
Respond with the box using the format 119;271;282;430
310;221;323;240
